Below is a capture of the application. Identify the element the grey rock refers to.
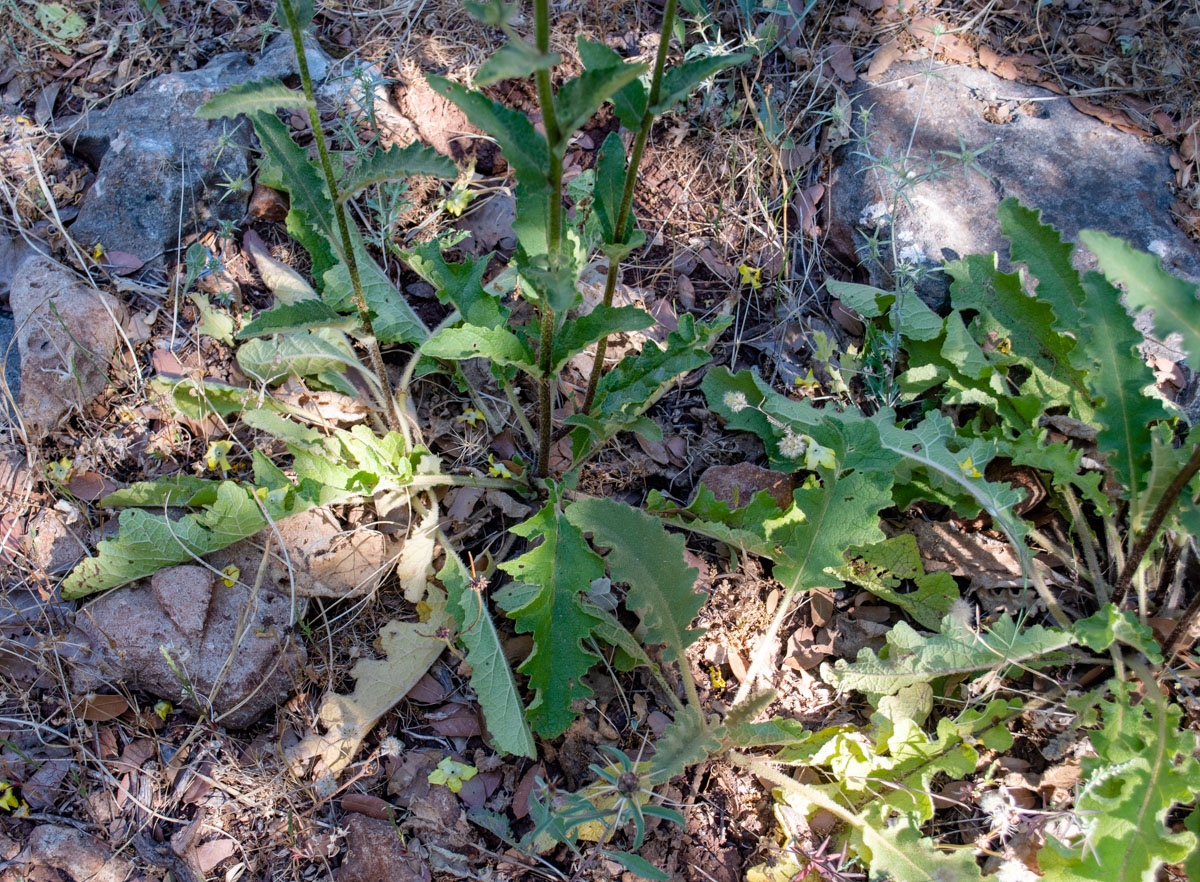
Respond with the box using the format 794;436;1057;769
828;62;1200;307
69;547;308;728
0;312;16;408
9;254;128;440
0;236;31;406
59;35;333;266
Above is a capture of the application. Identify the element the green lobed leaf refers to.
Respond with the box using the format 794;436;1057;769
830;535;960;630
576;38;647;129
440;555;535;758
1040;680;1200;882
196;78;313;120
651;53;751;115
554;63;648;146
338;142;458;201
400;237;506;328
150;376;252;420
874;410;1029;558
566;497;705;667
998;198;1086;328
947;253;1087;402
100;476;221;508
821;612;1077;697
648;705;721;783
323;242;429;345
852;808;984;882
550;305;653;373
646;484;783;559
1075;270;1167;503
421;324;539;376
496;500;605;737
237;299;359;339
426;75;549;187
236;330;360;386
1081;228;1200;372
62;481;307;598
474;38;559;86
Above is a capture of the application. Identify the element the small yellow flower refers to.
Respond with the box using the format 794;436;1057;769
804;440;837;471
487;454;514;479
996;338;1012;355
205;440;233;472
456;408;486;427
444;185;474;217
47;456;73;483
91;242;105;260
415;600;433;623
0;782;18;812
220;565;239;588
428;757;477;793
793;369;821;391
958;456;982;478
154;700;174;721
737;264;762;290
708;665;726;691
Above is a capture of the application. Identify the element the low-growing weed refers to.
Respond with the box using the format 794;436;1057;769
56;0;1200;879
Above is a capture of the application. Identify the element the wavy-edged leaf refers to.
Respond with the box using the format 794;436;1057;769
100;476;220;508
149;376;252;420
651;53;750;114
338;142;458;201
566;497;704;665
646;485;781;558
821;613;1076;697
251;110;334;240
648;705;721;783
62;481;307;598
852;808;984;882
825;279;942;341
422;324;538;375
238;299;359;339
426;75;549;186
551;305;653;373
1076;270;1168;502
496;501;605;737
555;63;648;144
998;197;1086;328
474;38;559;86
875;410;1029;557
401;237;505;328
1041;681;1200;882
577;37;647;129
440;555;535;757
236;330;361;386
1081;228;1200;371
323;244;429;345
196;78;312;120
831;535;959;630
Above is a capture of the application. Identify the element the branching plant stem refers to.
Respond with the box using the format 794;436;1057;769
581;0;678;414
534;0;563;478
1112;441;1200;606
280;0;401;435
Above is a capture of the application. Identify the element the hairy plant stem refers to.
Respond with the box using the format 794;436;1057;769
533;0;563;478
581;0;678;415
280;0;401;435
1112;441;1200;606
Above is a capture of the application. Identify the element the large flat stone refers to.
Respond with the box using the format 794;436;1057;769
828;62;1200;306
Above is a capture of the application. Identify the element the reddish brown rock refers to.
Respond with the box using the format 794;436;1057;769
692;463;793;511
